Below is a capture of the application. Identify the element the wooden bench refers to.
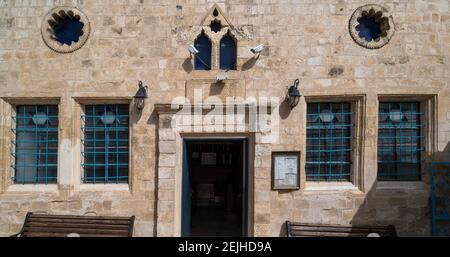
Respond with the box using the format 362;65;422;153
11;212;135;237
285;221;397;237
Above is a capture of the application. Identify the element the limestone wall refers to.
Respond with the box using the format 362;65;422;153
0;0;449;236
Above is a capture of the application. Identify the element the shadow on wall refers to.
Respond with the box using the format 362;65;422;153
183;58;194;73
347;141;450;236
129;103;142;124
149;108;160;236
278;141;450;237
241;56;259;71
432;141;450;162
209;82;225;96
278;99;291;120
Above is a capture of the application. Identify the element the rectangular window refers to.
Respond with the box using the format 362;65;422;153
378;102;423;181
306;102;352;182
13;105;58;184
81;104;129;184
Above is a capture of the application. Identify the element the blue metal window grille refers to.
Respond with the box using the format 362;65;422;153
378;102;423;181
82;104;129;184
194;31;212;70
219;32;237;70
12;105;58;184
306;103;352;182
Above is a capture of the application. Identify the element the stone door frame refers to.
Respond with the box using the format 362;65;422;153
154;103;274;237
180;135;251;237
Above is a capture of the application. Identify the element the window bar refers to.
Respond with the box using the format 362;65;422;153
416;102;421;179
324;104;328;181
115;104;119;184
45;105;49;184
398;102;403;180
340;103;344;181
104;104;108;183
34;105;38;184
22;106;27;183
317;103;321;180
391;102;397;180
411;103;415;177
387;102;392;180
415;102;422;179
329;103;333;181
93;105;96;184
325;103;329;181
395;102;400;180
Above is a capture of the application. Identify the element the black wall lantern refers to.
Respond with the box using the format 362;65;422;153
134;81;148;110
286;79;301;109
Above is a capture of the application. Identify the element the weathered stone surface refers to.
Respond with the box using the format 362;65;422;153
158;141;176;154
0;0;448;238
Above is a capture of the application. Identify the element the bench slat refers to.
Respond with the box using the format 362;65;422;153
286;221;396;237
27;217;132;225
288;222;394;230
29;214;132;220
290;229;394;236
12;212;135;237
23;226;130;236
291;231;383;237
25;222;131;230
23;232;129;237
289;226;393;233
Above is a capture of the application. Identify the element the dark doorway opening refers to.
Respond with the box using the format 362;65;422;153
182;139;248;237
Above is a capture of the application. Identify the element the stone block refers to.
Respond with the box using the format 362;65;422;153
307;56;322;66
159;128;175;141
159;153;175;167
254;224;271;237
158;167;174;179
159;141;176;153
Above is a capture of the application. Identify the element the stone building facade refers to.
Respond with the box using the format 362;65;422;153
0;0;449;237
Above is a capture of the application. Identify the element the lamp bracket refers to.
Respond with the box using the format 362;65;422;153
293;79;299;88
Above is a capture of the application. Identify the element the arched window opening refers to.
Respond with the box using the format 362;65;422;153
51;11;85;46
41;7;91;53
194;31;212;70
355;9;389;42
348;4;395;49
219;32;237;70
213;8;219;17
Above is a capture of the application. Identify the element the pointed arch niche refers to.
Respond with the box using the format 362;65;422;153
192;4;238;71
194;30;212;70
220;30;237;70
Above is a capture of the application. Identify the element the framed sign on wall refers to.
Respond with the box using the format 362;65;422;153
271;151;300;190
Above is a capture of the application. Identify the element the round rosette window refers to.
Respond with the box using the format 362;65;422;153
349;4;395;49
41;7;91;53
